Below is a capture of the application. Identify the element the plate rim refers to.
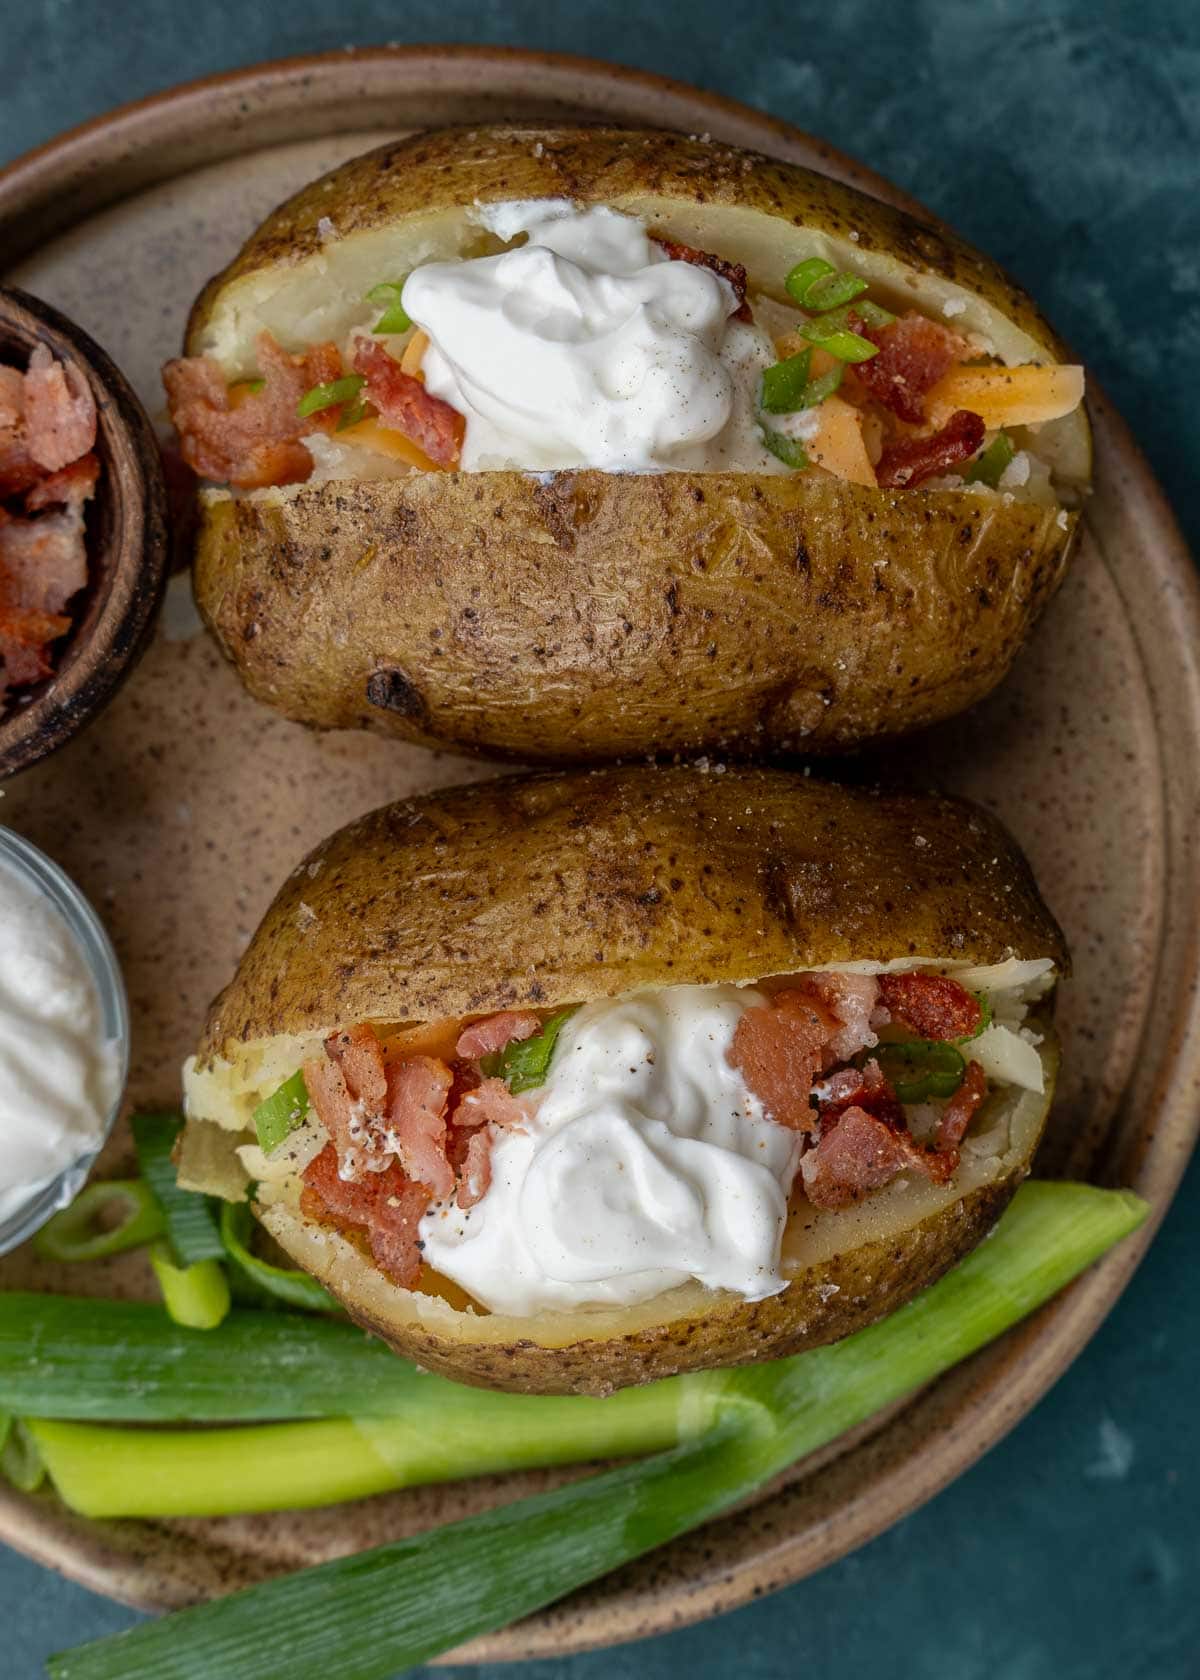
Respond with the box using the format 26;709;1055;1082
1;42;1198;1664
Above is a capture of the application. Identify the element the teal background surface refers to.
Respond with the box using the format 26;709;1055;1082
2;4;1197;1676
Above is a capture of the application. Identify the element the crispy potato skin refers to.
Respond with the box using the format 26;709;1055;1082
199;765;1067;1056
196;471;1075;761
186;126;1074;356
280;1174;1022;1396
186;124;1086;762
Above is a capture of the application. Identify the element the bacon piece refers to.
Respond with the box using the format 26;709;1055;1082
0;504;88;614
801;1108;922;1209
162;332;343;489
24;451;99;513
456;1010;540;1061
455;1129;493;1210
653;237;751;321
303;1024;391;1180
794;972;882;1062
729;988;840;1131
351;338;464;468
875;409;986;490
23;344;97;472
0;367;23;431
301;1144;430;1289
877;973;982;1041
852;311;970;424
383;1055;454;1199
451;1075;529;1132
0;368;38;498
936;1058;987;1150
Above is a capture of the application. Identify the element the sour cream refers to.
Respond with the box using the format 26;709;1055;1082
419;984;799;1314
401;201;784;473
0;856;123;1224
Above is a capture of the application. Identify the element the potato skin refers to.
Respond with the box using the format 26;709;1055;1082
196;470;1074;762
186;126;1075;360
263;1169;1029;1396
199;764;1067;1057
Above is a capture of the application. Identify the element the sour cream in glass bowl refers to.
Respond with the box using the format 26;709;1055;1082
0;828;128;1254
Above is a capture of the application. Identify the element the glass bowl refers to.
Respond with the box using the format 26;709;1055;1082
0;828;130;1255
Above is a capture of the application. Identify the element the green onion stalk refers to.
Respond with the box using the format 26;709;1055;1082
46;1181;1145;1680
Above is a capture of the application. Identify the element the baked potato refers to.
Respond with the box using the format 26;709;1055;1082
165;125;1090;763
180;766;1068;1395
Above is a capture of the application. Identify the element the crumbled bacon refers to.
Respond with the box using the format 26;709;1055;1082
24;452;99;514
23;344;97;471
729;988;840;1131
875;409;986;489
304;1024;391;1180
452;1075;529;1132
383;1056;455;1199
652;237;752;321
455;1129;493;1210
301;1144;430;1289
877;973;982;1041
794;972;883;1062
801;1108;924;1209
455;1010;540;1061
935;1058;987;1150
351;338;465;467
162;331;343;489
851;311;970;424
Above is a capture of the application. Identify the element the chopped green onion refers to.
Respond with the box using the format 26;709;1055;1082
49;1182;1147;1680
798;304;880;363
484;1007;581;1095
0;1296;436;1422
760;349;812;413
335;398;372;432
366;280;412;335
219;1200;337;1316
760;427;809;470
32;1180;164;1263
1;1420;44;1493
131;1111;225;1266
876;1039;966;1102
241;377;266;395
955;992;993;1043
850;299;896;329
252;1072;310;1156
149;1245;231;1331
965;431;1016;488
785;257;835;306
800;362;845;408
804;271;869;311
296;375;365;420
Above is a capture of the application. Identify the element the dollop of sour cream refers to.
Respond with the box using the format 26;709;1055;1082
401;201;782;473
419;985;799;1314
0;858;122;1223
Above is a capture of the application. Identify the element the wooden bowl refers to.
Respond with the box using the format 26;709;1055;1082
0;287;168;779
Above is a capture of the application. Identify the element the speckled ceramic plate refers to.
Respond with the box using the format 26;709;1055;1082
0;46;1197;1662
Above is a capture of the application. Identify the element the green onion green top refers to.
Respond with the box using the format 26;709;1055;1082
874;1039;966;1103
130;1111;225;1267
965;431;1016;487
760;427;809;470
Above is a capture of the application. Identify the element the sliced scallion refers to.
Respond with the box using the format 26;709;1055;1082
760;350;812;414
875;1039;966;1102
804;270;869;311
131;1111;225;1266
32;1180;164;1263
955;992;993;1043
965;431;1016;488
335;398;372;432
219;1200;337;1316
48;1181;1148;1680
799;304;880;363
252;1071;310;1155
366;280;412;335
760;427;809;470
296;375;365;420
484;1007;580;1095
785;257;835;306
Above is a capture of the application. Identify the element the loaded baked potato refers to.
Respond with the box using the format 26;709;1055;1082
165;125;1089;763
180;766;1068;1395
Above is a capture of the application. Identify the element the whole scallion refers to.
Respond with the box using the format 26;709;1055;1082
148;1245;230;1332
48;1181;1146;1680
131;1112;224;1267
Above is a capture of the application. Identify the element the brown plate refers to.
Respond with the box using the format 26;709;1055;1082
0;47;1197;1662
